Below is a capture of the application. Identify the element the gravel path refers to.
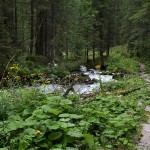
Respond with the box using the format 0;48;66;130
137;64;150;150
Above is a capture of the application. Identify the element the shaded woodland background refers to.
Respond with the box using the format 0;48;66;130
0;0;149;73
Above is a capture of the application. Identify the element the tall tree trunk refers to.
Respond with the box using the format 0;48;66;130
86;49;89;63
44;10;47;56
66;38;69;60
99;26;104;68
92;24;96;62
113;0;120;45
106;22;110;57
50;0;55;63
14;0;17;44
21;9;25;49
30;0;34;54
35;10;44;55
92;40;95;62
92;45;95;62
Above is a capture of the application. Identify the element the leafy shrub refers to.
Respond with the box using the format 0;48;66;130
0;78;148;150
48;66;70;78
106;45;139;74
102;76;147;93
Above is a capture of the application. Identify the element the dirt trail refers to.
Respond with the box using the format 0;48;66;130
137;64;150;150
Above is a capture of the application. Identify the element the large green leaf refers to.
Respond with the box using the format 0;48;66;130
48;132;63;141
32;109;43;115
59;113;70;118
41;105;52;111
8;115;23;121
87;117;99;123
45;120;60;130
83;134;94;147
59;122;75;128
59;113;83;119
59;118;70;122
25;117;37;126
47;96;61;104
6;120;24;132
24;128;36;137
19;140;29;150
41;105;60;115
59;99;72;105
22;109;32;116
67;128;82;137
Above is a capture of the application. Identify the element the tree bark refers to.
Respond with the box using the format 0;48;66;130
106;22;110;57
44;10;47;56
92;24;96;62
99;26;104;68
92;42;95;62
14;0;17;44
30;0;34;54
86;49;89;63
50;0;55;63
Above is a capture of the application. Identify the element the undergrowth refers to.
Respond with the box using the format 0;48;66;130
0;45;149;149
0;76;149;150
106;45;139;74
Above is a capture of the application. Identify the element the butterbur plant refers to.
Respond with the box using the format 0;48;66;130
1;95;96;150
0;76;148;150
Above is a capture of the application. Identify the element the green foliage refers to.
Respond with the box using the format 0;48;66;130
48;66;69;79
0;75;149;149
103;76;147;92
106;46;139;74
120;0;150;59
40;60;83;80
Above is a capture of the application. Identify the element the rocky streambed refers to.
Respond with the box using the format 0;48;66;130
38;66;115;95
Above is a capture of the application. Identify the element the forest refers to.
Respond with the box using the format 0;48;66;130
0;0;150;150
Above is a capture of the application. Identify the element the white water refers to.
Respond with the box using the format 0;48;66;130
73;83;100;94
38;66;114;95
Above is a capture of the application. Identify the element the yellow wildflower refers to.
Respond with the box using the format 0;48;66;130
31;73;36;77
10;66;15;70
38;73;43;76
33;80;37;83
45;80;51;84
36;130;43;135
74;77;79;81
9;63;19;70
95;65;101;70
42;83;47;87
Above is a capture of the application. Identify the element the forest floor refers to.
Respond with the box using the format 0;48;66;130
138;64;150;149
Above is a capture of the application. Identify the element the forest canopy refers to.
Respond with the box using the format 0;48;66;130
0;0;149;73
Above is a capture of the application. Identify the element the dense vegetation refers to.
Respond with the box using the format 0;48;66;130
0;46;150;149
0;0;150;149
0;75;149;149
0;0;149;74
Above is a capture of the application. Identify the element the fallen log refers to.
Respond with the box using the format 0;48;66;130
115;87;141;96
